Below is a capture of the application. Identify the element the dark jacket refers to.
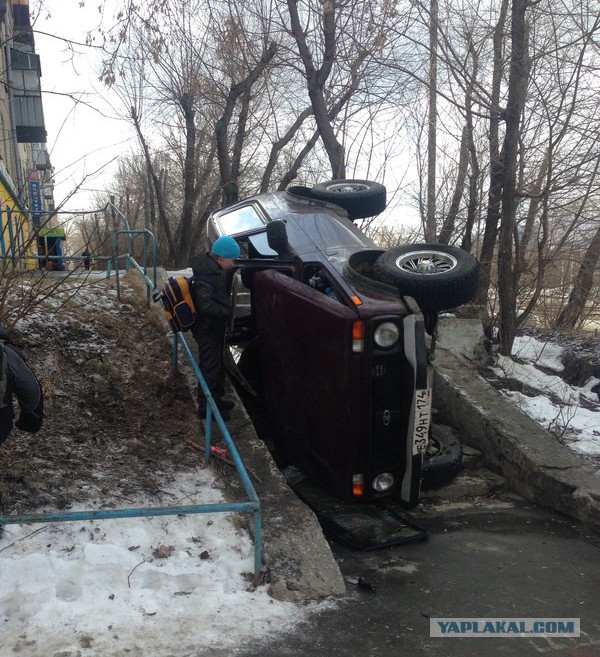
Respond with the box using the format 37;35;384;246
190;252;231;334
0;340;44;446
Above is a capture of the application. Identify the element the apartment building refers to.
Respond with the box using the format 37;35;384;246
0;0;61;269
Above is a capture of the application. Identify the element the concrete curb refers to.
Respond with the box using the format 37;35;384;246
432;318;600;532
221;412;346;601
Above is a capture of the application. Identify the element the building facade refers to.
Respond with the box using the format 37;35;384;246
0;0;58;269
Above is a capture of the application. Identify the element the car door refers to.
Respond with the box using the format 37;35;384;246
252;269;367;494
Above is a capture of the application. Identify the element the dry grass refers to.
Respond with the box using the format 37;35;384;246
0;273;202;515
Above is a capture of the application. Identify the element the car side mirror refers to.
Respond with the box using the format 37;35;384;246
267;220;291;258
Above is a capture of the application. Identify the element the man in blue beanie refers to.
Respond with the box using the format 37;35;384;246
190;236;241;420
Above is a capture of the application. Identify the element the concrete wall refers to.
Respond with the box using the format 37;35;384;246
432;318;600;532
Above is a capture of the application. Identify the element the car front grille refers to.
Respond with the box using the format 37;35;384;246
370;350;411;471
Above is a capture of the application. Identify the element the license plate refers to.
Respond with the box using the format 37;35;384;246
412;388;432;455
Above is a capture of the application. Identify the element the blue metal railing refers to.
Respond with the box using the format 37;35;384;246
0;228;263;583
113;229;157;305
172;330;262;577
0;253;115;277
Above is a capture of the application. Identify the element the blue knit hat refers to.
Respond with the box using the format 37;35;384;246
211;236;240;259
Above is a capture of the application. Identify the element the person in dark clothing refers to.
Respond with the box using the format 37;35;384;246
190;236;240;420
82;249;91;271
0;328;44;446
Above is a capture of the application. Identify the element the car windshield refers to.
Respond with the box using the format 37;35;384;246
258;194;376;269
215;204;266;234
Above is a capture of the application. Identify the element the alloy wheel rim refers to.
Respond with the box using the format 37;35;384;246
324;182;370;194
394;250;458;275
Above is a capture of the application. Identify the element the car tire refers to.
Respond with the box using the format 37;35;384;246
422;424;463;490
373;243;480;312
310;180;386;220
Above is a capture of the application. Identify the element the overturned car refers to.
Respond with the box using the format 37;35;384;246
207;180;479;508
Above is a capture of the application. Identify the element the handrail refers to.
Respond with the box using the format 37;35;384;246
113;229;157;305
1;254;114;278
172;330;262;580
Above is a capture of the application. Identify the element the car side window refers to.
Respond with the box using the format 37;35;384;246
248;233;277;257
217;205;265;235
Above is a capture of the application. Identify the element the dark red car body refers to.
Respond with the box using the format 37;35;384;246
208;189;431;505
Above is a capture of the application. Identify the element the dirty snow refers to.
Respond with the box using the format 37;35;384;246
0;471;312;657
489;335;600;456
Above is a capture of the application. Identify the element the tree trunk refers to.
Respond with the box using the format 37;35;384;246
216;43;277;206
287;0;346;179
261;106;313;192
498;0;528;355
461;78;480;254
438;126;468;244
175;92;197;267
130;105;176;262
425;0;438;242
475;0;509;305
556;223;600;329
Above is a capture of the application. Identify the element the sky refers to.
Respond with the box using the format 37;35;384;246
30;1;422;229
33;0;134;212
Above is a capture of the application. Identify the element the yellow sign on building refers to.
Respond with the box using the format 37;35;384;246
0;175;36;270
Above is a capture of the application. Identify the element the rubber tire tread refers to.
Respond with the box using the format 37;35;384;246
310;180;386;220
374;243;480;312
422;424;463;490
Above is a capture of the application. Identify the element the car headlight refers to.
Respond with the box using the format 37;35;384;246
373;322;400;348
372;472;395;492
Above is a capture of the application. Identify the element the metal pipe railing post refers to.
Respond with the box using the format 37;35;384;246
113;230;157;304
253;508;263;584
172;332;179;372
177;333;262;581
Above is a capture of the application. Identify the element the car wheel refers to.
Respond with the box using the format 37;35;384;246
422;424;463;490
310;179;386;220
373;243;480;312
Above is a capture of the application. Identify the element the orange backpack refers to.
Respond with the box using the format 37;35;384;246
155;276;197;332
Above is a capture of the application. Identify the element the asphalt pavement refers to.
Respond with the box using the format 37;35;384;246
230;493;600;657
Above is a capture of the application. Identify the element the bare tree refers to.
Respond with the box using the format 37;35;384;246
496;0;529;354
285;0;347;178
425;0;439;242
556;219;600;329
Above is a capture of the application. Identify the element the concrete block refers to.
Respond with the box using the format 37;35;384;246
432;345;600;533
435;317;491;363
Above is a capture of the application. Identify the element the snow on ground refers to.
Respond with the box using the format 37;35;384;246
489;335;600;456
0;470;322;657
